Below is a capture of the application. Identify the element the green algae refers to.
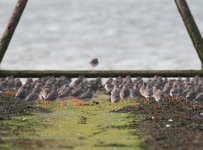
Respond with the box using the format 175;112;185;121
0;94;147;150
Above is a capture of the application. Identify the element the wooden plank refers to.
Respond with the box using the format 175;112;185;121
0;70;202;78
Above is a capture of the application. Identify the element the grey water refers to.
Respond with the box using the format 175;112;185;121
0;0;203;70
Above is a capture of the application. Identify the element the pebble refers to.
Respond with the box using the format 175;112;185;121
168;119;173;122
22;118;27;121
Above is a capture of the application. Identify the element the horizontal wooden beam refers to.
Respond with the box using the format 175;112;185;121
0;70;202;78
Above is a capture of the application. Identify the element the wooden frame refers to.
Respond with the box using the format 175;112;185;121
0;0;203;78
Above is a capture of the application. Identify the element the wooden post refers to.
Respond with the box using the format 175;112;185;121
0;70;202;78
175;0;203;69
0;0;28;64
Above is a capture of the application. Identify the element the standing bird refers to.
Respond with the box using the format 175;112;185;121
194;91;203;109
58;87;72;107
71;86;86;106
15;85;28;99
14;78;22;90
140;82;147;98
120;84;130;106
44;87;58;107
143;83;153;104
104;82;114;95
90;58;99;71
169;84;180;101
153;85;163;107
111;85;121;111
79;88;95;109
185;88;196;105
39;86;52;107
25;89;39;102
129;85;143;105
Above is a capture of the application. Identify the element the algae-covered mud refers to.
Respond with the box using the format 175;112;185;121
1;92;203;150
0;94;146;150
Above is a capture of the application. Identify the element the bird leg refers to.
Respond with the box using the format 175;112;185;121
51;102;55;108
45;100;48;107
86;101;90;110
168;96;172;101
114;103;118;111
72;97;78;105
125;99;128;106
144;98;149;104
133;100;138;106
121;99;125;107
156;102;160;107
175;97;181;102
92;67;96;73
188;101;193;106
74;98;80;106
81;100;84;110
42;100;46;107
72;98;76;105
185;101;192;106
60;99;66;107
112;102;116;111
170;96;173;101
72;97;80;106
144;98;148;104
63;100;67;107
60;99;63;107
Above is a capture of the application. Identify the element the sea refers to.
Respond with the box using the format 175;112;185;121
0;0;203;70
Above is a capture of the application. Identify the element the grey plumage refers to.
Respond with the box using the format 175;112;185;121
153;86;163;104
111;86;121;104
39;86;51;100
45;88;58;102
143;83;153;98
15;79;22;90
104;82;114;95
140;82;147;97
186;88;196;101
194;92;203;107
129;86;143;100
120;84;130;100
25;91;39;101
15;86;28;99
58;87;72;99
79;89;94;101
71;87;85;98
90;58;99;67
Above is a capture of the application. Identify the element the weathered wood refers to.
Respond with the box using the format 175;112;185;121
175;0;203;68
0;70;202;78
0;0;28;64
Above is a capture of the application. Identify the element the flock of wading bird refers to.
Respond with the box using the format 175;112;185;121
0;75;203;111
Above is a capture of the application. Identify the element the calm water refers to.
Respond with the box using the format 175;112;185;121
0;0;203;70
